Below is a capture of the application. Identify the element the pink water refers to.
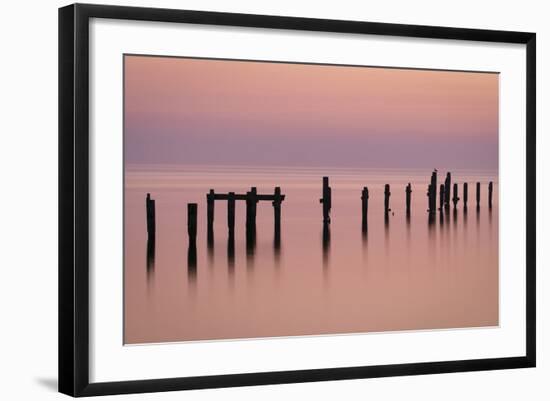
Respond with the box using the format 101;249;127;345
124;165;498;344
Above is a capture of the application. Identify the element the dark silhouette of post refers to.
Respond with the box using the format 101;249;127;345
273;187;282;238
488;181;493;209
273;187;282;253
320;177;331;223
384;184;391;217
463;183;468;210
476;182;481;210
428;170;437;213
361;187;369;232
246;187;258;236
227;192;235;238
187;203;198;280
145;193;156;240
444;172;451;210
406;183;412;215
452;183;460;210
207;189;215;226
207;189;215;244
439;184;445;211
187;203;197;246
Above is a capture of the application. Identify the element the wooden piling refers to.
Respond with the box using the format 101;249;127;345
187;203;197;245
146;193;156;239
320;176;332;223
429;170;437;213
452;183;460;210
207;189;215;227
384;184;391;216
246;187;258;234
406;183;412;215
227;192;235;238
488;181;493;209
476;182;481;210
463;183;468;209
273;186;282;237
439;184;445;211
361;187;369;231
444;172;451;210
426;184;433;213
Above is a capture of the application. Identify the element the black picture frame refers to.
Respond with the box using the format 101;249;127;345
59;3;536;397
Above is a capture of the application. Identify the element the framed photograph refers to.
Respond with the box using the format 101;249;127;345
59;3;536;397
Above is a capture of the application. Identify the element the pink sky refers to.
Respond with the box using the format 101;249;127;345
124;55;499;170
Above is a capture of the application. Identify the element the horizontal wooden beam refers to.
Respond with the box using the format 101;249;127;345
212;193;286;201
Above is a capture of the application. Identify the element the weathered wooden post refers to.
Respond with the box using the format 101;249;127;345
406;183;412;215
488;181;493;209
187;203;197;246
361;187;369;231
273;187;282;253
429;170;437;213
452;183;460;210
207;189;215;226
439;184;445;211
444;172;451;210
146;193;156;239
187;203;198;278
227;192;235;238
207;188;215;235
246;187;258;235
384;184;391;216
273;187;282;236
320;177;332;223
463;183;468;210
245;188;257;260
476;182;481;210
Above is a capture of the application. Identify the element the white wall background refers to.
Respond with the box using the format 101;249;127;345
0;0;546;399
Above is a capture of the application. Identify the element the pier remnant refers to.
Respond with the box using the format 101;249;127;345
439;184;445;211
384;184;391;216
207;188;285;238
246;187;258;236
207;189;215;240
444;172;451;210
406;183;412;215
273;186;283;239
429;170;437;213
476;182;481;210
488;181;493;209
145;193;156;239
187;203;197;245
227;192;236;238
361;187;369;231
452;183;460;210
320;177;332;223
463;183;468;209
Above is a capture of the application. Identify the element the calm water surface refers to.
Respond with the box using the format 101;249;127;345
124;165;498;344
